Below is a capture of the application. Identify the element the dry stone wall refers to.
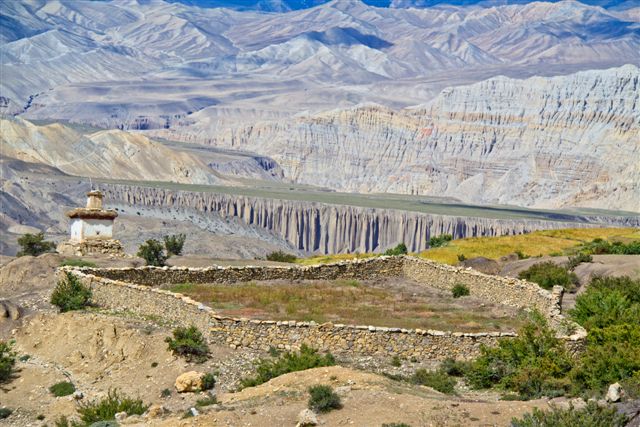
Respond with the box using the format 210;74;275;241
59;256;586;360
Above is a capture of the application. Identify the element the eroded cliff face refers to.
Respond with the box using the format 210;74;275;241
154;65;640;211
102;184;637;254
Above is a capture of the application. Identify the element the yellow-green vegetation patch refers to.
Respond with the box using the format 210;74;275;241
420;227;640;265
296;252;377;265
169;279;525;332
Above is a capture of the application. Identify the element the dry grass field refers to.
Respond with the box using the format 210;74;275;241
297;228;640;266
169;279;525;332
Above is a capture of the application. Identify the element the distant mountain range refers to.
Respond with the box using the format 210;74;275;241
167;0;638;11
1;0;638;211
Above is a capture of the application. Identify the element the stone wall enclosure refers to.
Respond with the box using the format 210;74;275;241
59;256;586;361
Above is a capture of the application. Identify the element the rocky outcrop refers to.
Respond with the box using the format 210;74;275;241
101;184;637;254
159;66;640;211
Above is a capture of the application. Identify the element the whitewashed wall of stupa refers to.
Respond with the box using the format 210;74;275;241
70;218;114;241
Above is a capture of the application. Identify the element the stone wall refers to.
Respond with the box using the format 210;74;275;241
59;256;586;360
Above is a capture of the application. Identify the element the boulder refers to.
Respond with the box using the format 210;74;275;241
606;383;622;402
296;408;318;426
0;300;21;322
175;371;204;393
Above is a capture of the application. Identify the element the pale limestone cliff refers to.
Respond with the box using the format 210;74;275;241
102;184;638;254
156;66;640;211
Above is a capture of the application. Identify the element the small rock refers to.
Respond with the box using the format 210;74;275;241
72;391;84;400
190;407;199;417
114;411;127;422
606;383;622;402
175;371;204;393
296;408;318;426
335;386;351;396
145;404;167;418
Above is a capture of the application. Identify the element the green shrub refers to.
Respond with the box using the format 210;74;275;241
429;234;452;248
621;370;640;400
451;283;470;298
566;253;592;270
165;326;209;363
308;385;342;413
201;372;215;390
391;355;402;367
77;389;148;424
0;340;16;383
464;311;572;399
137;239;167;266
411;369;456;394
518;262;579;291
17;232;55;257
568;276;640;395
240;344;335;388
49;381;76;397
196;396;217;407
384;243;408;256
164;233;186;256
60;259;97;268
576;238;640;255
0;407;12;419
265;251;297;263
515;250;529;260
160;388;171;397
50;272;92;312
511;401;627;427
457;254;466;262
570;323;640;395
440;358;469;377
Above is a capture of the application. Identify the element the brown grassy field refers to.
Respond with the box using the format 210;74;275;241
169;279;525;332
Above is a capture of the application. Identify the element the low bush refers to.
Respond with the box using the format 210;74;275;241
384;243;408;256
196;396;217;407
391;355;402;367
0;407;11;419
137;239;167;266
49;381;76;397
60;259;97;268
164;233;186;256
266;250;297;263
576;238;640;255
165;326;209;363
50;272;92;312
429;234;452;248
457;254;466;262
518;262;579;291
308;385;342;413
17;232;55;257
621;370;640;400
511;401;627;427
569;276;640;396
201;372;216;390
0;340;16;383
566;253;592;270
411;369;456;394
451;283;470;298
440;358;469;377
77;388;148;424
240;344;335;388
464;311;572;399
515;250;529;260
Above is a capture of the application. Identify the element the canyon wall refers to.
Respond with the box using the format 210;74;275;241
102;184;637;254
156;66;640;211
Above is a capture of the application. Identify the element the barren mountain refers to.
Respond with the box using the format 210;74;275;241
154;65;640;211
2;0;639;125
